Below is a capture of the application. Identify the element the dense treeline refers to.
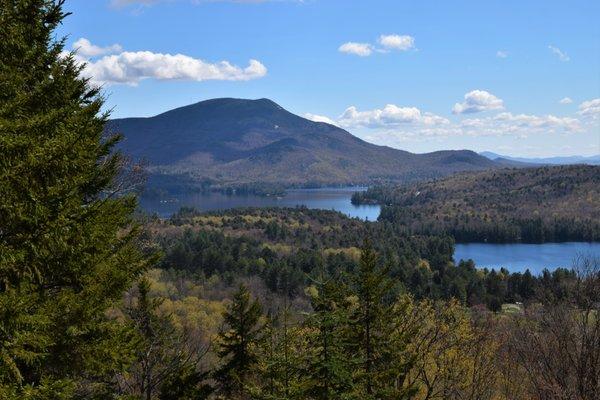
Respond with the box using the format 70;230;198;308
150;207;580;311
353;165;600;243
112;247;600;400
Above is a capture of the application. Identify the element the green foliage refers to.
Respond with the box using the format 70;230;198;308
300;278;354;399
215;284;264;398
344;241;415;399
355;165;600;243
250;308;304;400
119;278;212;399
153;207;581;311
0;0;152;396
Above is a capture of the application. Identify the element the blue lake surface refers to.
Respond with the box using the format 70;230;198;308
139;187;381;221
454;242;600;274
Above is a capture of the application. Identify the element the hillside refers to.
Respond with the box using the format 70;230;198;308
353;165;600;243
107;98;499;190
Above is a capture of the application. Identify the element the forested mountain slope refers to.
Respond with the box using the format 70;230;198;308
107;98;500;189
353;165;600;242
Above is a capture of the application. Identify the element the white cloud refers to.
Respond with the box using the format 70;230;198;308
548;45;570;62
366;111;582;143
339;33;415;57
338;104;449;128
496;50;508;58
452;90;504;114
559;97;573;104
377;34;415;51
304;113;337;126
302;100;587;145
492;112;581;131
69;38;267;86
338;42;373;57
73;38;122;57
578;98;600;118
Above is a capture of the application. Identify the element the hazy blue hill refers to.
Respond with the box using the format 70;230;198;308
480;151;600;166
107;98;500;189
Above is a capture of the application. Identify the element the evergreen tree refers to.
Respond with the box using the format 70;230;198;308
252;306;303;400
346;241;413;399
301;278;353;399
0;0;152;396
215;284;264;399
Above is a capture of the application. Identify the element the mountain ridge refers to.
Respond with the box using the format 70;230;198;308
107;98;501;190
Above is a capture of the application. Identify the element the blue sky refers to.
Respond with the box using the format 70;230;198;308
59;0;599;157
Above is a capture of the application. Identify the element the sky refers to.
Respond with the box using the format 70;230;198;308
58;0;600;157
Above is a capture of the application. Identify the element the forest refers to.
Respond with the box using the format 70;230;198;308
352;165;600;243
1;1;599;400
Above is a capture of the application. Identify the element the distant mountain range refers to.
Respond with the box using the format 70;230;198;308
480;151;600;166
107;98;503;191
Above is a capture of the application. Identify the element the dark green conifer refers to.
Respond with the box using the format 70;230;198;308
301;277;353;399
346;241;414;399
215;284;264;399
0;0;152;396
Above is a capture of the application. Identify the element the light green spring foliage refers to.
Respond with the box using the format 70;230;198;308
0;0;153;397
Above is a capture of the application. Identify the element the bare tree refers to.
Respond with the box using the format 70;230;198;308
506;256;600;400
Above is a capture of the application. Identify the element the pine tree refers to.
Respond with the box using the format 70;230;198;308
253;303;303;400
346;241;413;399
0;0;152;396
301;278;353;400
215;284;264;399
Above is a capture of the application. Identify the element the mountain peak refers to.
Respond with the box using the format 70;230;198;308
108;98;500;187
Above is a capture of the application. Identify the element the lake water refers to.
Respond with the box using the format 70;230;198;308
139;187;381;220
141;189;598;273
454;242;600;274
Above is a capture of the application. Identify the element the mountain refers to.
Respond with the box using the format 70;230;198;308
480;151;600;166
108;98;500;190
354;165;600;243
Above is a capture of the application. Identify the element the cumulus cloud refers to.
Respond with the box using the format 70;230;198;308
377;34;415;51
338;104;449;128
339;34;415;56
559;97;573;104
366;111;582;143
492;112;581;131
578;98;600;118
548;45;570;62
452;90;504;114
496;50;508;58
73;38;122;57
305;99;587;149
304;113;337;126
338;42;373;57
69;38;267;86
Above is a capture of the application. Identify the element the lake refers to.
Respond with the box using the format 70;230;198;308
139;187;381;221
141;189;598;273
454;242;600;274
